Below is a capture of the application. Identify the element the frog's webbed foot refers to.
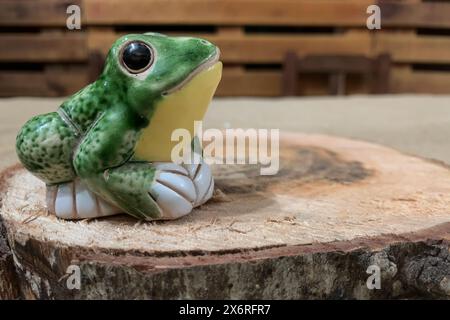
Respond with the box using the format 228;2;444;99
151;160;214;219
150;163;195;219
46;180;122;220
181;159;214;207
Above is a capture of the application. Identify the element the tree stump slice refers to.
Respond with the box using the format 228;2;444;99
1;133;449;299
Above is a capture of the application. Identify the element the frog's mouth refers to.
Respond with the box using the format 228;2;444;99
134;51;222;162
163;48;222;95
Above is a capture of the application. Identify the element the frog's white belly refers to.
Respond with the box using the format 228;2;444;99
134;62;222;162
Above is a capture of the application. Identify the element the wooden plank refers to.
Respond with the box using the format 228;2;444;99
0;0;82;26
379;1;450;29
2;0;450;28
0;67;88;97
375;33;450;64
84;0;371;26
88;31;372;63
391;67;450;94
217;70;281;96
217;27;244;37
86;27;116;55
212;33;372;63
0;33;87;62
216;27;246;72
296;55;374;73
219;67;450;96
84;0;450;28
217;70;368;96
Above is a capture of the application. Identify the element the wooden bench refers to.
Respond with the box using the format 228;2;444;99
282;53;391;96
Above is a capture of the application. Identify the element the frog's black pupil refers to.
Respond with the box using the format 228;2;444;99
122;42;151;72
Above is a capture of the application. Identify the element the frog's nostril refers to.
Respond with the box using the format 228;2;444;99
199;39;210;46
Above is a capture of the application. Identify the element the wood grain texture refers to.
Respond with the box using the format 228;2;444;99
3;0;449;28
0;33;87;63
83;0;450;28
217;68;450;97
0;0;82;26
379;1;450;29
0;67;89;97
0;214;19;299
374;33;450;64
1;133;450;298
391;67;450;94
84;0;370;26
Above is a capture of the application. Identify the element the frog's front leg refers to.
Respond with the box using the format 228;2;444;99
104;160;215;220
103;161;200;220
70;110;157;220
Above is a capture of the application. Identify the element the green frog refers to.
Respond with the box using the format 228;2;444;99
16;33;222;220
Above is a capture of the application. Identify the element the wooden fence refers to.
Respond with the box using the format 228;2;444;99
1;0;450;97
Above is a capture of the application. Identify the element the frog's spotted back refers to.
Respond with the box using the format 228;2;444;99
16;112;76;184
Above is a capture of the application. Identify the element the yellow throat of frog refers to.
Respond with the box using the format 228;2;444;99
134;61;222;161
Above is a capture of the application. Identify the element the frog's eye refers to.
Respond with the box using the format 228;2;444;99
121;41;153;74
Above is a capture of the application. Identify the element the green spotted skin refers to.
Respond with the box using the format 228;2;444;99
60;74;128;133
16;112;76;184
103;162;160;219
15;33;218;219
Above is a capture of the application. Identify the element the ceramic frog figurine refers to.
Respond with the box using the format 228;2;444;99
16;33;222;220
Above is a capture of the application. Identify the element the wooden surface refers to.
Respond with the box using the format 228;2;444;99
2;132;450;251
1;96;450;298
2;0;450;97
1;132;450;298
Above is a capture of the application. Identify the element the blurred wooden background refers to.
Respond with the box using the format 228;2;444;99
1;0;450;97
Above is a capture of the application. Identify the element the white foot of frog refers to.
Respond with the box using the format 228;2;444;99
46;160;214;220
